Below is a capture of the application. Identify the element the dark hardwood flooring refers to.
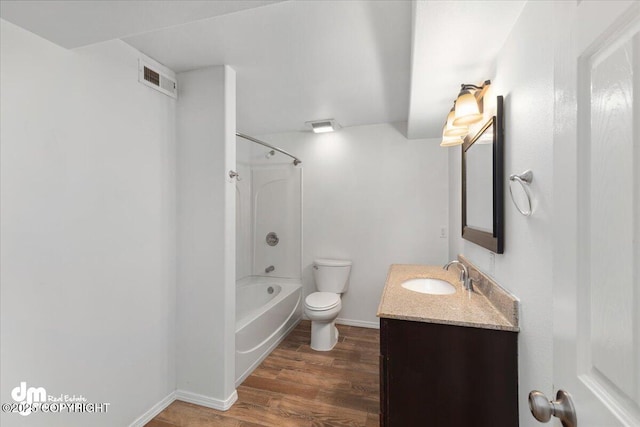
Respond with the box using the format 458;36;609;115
146;320;380;427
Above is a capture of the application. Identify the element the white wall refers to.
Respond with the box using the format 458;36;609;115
0;19;176;427
448;2;555;425
257;123;449;327
175;66;237;407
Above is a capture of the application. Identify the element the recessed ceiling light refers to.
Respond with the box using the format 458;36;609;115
306;119;341;133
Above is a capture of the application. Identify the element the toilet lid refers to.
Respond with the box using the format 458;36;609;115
305;292;340;310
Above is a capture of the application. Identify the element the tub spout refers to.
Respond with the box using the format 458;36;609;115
265;265;275;273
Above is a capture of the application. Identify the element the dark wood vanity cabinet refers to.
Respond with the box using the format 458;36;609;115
380;318;518;427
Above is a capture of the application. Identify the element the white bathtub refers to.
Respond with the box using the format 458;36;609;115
235;276;302;386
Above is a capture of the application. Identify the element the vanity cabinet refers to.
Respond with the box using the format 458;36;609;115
380;317;518;427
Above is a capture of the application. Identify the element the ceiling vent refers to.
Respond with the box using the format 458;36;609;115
138;59;177;99
305;119;341;133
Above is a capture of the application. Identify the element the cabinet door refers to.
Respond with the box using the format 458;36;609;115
381;318;518;427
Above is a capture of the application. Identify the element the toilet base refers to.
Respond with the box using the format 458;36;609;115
310;320;339;351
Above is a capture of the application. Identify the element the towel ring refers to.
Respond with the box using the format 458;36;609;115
509;170;533;216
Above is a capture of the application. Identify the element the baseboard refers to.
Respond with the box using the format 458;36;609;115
175;389;238;411
129;391;176;427
129;388;238;425
336;318;380;329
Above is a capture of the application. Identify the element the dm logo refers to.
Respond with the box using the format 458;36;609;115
11;382;46;416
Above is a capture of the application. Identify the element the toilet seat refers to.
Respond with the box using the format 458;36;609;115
304;292;340;311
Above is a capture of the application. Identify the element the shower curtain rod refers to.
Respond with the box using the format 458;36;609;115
236;132;302;166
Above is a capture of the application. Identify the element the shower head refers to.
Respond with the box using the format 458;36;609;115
265;150;275;159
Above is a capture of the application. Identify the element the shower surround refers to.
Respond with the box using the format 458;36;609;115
235;136;303;385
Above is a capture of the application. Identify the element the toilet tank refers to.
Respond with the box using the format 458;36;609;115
313;259;352;293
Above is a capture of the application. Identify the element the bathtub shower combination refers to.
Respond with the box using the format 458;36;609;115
235;277;301;384
235;133;303;386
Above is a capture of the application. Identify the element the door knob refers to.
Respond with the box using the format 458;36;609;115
529;390;577;427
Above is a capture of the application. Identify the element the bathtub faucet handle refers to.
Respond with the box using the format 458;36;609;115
265;265;275;273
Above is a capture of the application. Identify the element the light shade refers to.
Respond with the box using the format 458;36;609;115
443;108;469;137
453;90;483;126
440;136;464;147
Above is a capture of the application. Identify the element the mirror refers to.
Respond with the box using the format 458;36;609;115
461;96;504;253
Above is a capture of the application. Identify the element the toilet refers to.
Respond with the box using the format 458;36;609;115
304;258;352;351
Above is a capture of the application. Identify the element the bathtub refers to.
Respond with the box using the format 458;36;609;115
235;276;302;386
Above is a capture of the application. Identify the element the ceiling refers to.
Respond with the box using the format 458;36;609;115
0;0;525;138
0;1;282;49
123;1;412;135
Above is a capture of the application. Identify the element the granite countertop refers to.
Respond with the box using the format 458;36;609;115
376;264;519;332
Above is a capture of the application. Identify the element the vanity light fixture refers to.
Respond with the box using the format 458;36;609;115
306;119;341;133
443;105;469;137
453;80;491;126
439;135;464;147
440;115;465;147
440;79;491;147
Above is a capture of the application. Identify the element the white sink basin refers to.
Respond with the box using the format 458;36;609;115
401;278;456;295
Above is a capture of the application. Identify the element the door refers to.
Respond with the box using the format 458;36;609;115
552;1;640;426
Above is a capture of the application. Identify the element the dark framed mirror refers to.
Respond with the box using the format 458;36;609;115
461;95;504;253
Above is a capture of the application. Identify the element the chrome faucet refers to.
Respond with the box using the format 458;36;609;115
443;260;472;291
265;265;275;273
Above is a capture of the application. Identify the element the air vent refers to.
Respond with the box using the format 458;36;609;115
138;59;177;99
143;66;160;85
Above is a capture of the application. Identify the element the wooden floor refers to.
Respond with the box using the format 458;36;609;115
147;320;380;427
